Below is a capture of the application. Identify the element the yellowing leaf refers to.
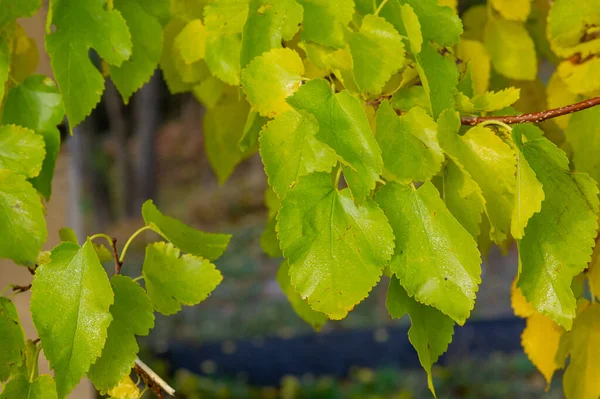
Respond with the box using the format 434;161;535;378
490;0;531;22
547;71;579;130
107;375;140;399
547;0;600;58
437;0;457;12
484;17;537;81
511;277;535;318
241;47;304;117
557;58;600;96
175;19;206;64
9;24;39;84
521;311;563;385
457;39;490;95
558;302;600;399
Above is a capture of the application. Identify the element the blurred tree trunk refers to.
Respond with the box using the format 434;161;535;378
134;70;162;209
78;116;114;231
68;127;85;240
104;79;136;218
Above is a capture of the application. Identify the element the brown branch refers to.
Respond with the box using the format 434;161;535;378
461;96;600;126
11;284;32;293
111;237;123;275
134;358;175;398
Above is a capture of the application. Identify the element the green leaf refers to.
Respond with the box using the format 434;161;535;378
390;85;429;112
511;132;544;239
277;172;395;319
288;79;383;201
88;275;154;392
0;374;58;399
160;19;194;93
484;17;537;81
439;158;485;238
45;0;132;127
58;227;78;244
203;96;252;183
238;110;268;152
296;0;354;48
380;0;462;47
0;170;46;264
557;302;600;399
143;241;223;315
175;19;206;64
240;0;303;68
203;0;249;85
457;39;490;95
438;110;516;243
513;126;599;329
349;14;405;95
0;125;45;178
110;0;163;102
375;101;443;183
0;297;25;382
490;0;531;21
547;0;600;58
567;107;600;185
193;76;226;109
1;75;64;200
142;200;231;261
241;47;304;118
30;240;114;398
94;243;113;263
260;186;282;257
376;181;481;325
0;33;9;103
0;0;41;29
259;109;337;198
386;277;454;396
465;88;521;113
403;0;462;46
277;260;327;330
401;6;458;118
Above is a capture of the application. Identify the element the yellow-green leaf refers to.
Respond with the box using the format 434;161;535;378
484;17;537;81
241;47;304;117
521;311;563;385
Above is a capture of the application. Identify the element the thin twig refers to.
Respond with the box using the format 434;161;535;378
11;284;32;293
111;238;123;275
134;358;175;399
461;96;600;126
